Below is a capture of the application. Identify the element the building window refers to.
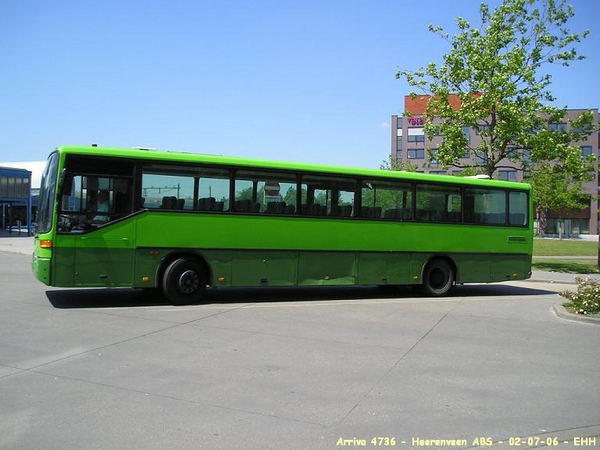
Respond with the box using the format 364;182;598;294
429;149;439;168
581;146;593;158
407;127;425;142
521;148;532;165
548;123;567;132
499;170;517;181
573;123;594;134
0;176;8;197
475;124;490;135
462;126;470;143
396;137;403;151
408;149;425;159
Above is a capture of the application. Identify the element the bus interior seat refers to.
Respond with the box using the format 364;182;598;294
266;201;287;214
330;205;352;217
198;197;216;211
384;208;411;220
302;203;327;216
160;196;177;209
234;199;260;213
361;206;382;218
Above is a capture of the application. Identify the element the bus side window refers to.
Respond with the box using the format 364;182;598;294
416;184;461;223
141;172;194;210
301;175;356;218
234;170;298;215
362;181;412;221
465;188;507;225
198;168;230;212
509;191;528;225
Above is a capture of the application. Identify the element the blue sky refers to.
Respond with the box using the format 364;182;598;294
1;0;598;168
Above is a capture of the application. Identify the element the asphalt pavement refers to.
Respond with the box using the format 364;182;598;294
1;234;599;450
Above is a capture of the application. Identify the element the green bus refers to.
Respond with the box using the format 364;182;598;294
33;145;533;304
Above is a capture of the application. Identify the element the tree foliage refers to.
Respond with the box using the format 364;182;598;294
380;155;418;172
395;0;595;189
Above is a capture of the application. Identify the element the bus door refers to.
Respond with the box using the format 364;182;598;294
73;221;135;287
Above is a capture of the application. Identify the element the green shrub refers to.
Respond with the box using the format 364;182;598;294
560;277;600;315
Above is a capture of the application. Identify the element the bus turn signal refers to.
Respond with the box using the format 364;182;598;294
40;240;53;249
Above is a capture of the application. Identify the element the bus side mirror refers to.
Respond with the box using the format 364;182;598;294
57;169;72;198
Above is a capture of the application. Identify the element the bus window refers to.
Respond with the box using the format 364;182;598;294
415;184;462;222
465;188;506;224
509;191;528;225
362;181;412;220
37;152;59;234
197;168;230;212
233;170;297;214
142;166;195;210
301;175;356;217
58;175;132;231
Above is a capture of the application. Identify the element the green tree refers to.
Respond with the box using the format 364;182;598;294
395;0;595;186
380;155;418;172
527;162;590;237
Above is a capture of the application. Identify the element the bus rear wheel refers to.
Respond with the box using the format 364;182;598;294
162;257;207;305
422;259;454;297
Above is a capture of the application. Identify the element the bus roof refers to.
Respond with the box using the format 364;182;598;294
54;145;531;191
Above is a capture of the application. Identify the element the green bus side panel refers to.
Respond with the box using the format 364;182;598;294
52;247;76;286
231;250;297;287
489;253;531;282
452;253;531;283
41;211;533;290
50;220;137;287
453;254;491;284
207;250;233;287
298;252;357;286
132;248;163;288
74;237;134;286
357;253;411;285
409;254;430;285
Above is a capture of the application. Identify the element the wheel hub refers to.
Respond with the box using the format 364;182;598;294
177;269;200;294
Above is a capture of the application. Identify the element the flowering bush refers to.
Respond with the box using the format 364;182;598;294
560;276;600;315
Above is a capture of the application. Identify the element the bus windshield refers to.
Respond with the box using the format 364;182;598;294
36;152;59;234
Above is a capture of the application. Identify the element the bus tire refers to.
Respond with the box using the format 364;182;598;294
422;259;454;297
162;257;207;305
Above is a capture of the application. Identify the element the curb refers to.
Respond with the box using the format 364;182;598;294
526;278;577;285
553;303;600;325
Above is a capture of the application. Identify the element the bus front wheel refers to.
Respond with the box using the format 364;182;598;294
422;259;454;297
162;257;207;305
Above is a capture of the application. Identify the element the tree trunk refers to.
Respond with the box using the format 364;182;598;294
536;208;547;237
